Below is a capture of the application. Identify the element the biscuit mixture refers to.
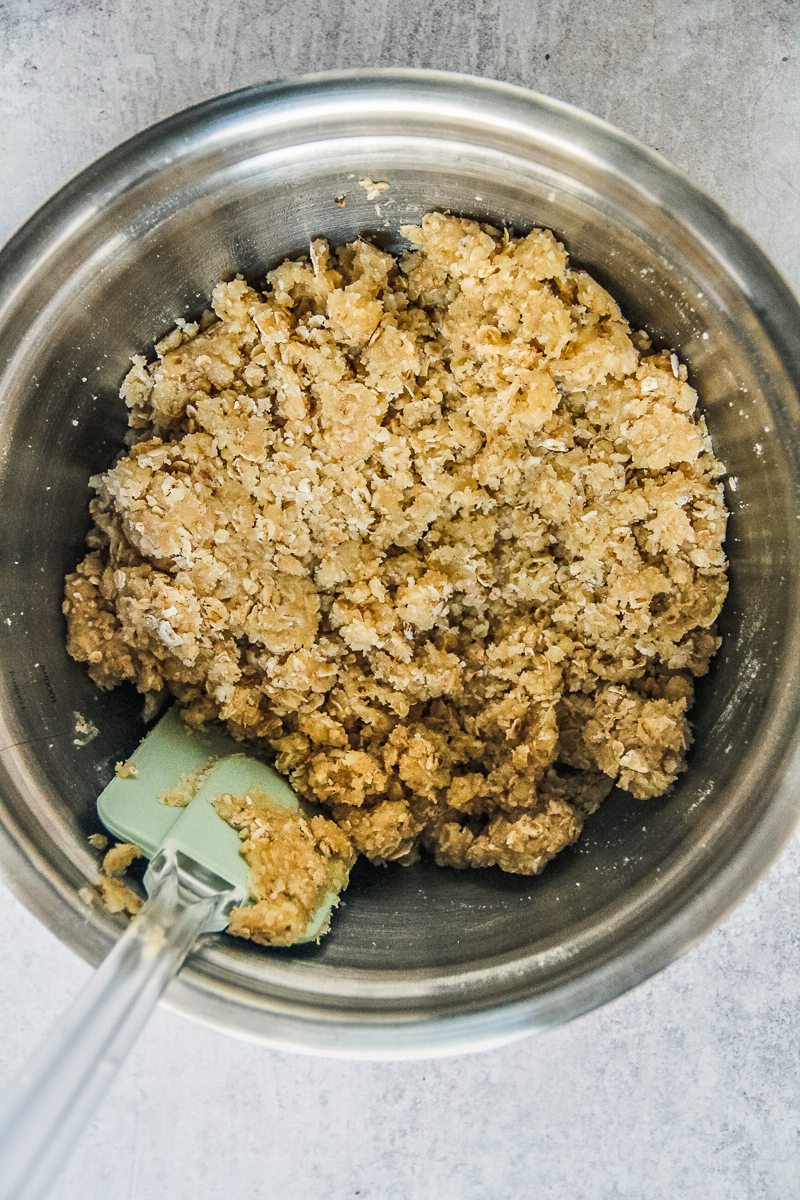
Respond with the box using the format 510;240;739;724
64;212;728;877
212;791;355;945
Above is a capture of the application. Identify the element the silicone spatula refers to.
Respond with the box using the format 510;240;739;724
0;707;344;1200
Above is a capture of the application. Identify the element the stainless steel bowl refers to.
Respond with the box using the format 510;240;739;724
1;70;799;1058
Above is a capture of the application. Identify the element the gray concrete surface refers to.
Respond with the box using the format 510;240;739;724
0;2;798;1198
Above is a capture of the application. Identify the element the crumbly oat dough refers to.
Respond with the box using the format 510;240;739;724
213;790;356;945
91;807;353;944
159;762;216;808
64;212;728;876
96;875;142;915
114;758;138;778
95;841;144;915
102;840;143;877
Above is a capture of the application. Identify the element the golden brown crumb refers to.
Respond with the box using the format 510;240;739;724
72;711;98;747
88;832;109;851
160;762;216;807
95;841;144;917
63;213;728;877
334;194;347;208
96;874;142;915
102;841;143;876
358;177;390;200
114;759;138;778
213;791;355;945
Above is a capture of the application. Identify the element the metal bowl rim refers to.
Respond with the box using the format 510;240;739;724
1;68;799;1058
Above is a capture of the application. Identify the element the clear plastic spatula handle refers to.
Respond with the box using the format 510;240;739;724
0;848;241;1200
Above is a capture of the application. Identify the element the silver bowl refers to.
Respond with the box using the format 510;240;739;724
1;70;799;1058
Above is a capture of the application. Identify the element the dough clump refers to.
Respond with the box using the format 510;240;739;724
64;213;728;875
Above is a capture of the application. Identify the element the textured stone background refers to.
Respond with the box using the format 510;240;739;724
1;2;798;1198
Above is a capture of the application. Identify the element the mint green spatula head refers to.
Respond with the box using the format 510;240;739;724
97;707;342;943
